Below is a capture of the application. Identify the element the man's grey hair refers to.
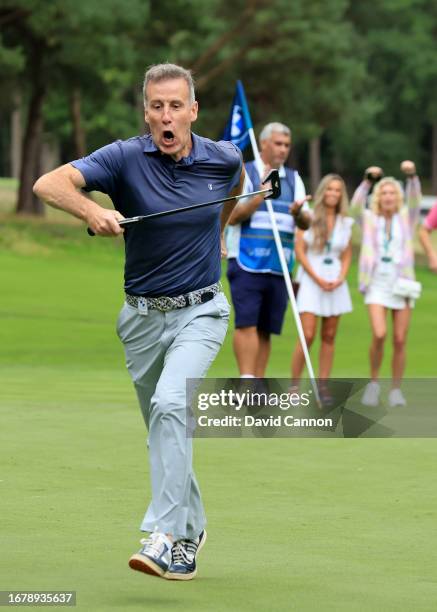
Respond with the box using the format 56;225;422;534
142;63;196;107
259;122;291;142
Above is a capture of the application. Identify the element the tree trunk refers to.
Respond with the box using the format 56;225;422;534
16;48;46;215
70;88;87;158
432;121;437;195
10;90;22;179
309;135;322;193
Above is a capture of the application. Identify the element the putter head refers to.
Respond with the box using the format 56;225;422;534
262;169;281;199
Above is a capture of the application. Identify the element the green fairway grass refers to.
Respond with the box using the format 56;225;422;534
1;219;437;611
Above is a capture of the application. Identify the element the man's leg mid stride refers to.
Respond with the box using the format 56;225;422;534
118;295;229;579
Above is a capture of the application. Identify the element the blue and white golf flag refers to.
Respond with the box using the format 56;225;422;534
222;80;252;151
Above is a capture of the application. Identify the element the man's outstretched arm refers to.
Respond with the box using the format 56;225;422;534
33;164;124;236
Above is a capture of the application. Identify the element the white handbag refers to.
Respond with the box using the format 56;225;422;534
392;277;422;300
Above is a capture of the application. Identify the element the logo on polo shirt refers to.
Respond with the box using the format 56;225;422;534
208;184;213;190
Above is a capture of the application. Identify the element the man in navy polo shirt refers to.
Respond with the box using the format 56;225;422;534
33;63;243;581
226;122;309;378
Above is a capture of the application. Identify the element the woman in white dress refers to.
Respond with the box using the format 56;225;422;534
351;161;422;407
291;174;353;382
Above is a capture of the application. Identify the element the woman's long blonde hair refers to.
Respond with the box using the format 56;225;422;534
311;174;349;252
370;177;403;215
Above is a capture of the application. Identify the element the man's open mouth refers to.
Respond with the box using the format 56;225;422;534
162;130;175;145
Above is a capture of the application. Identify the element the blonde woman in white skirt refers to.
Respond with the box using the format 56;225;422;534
351;161;422;407
291;174;353;385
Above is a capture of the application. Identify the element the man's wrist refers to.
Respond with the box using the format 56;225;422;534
82;200;101;225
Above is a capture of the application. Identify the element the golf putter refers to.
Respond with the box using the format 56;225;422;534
87;169;280;236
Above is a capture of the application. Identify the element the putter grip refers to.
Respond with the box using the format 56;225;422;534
87;228;95;236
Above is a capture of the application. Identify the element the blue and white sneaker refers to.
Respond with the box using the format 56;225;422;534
129;530;173;578
165;530;207;581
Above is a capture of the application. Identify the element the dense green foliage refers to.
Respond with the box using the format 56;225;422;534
0;0;436;199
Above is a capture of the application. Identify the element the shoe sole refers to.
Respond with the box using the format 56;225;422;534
165;568;197;581
164;530;207;581
128;554;166;578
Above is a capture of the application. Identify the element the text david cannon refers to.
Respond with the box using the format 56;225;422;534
197;415;333;428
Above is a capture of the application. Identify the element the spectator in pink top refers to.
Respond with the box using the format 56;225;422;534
419;201;437;273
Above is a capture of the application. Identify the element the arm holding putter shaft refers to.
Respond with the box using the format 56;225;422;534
33;163;125;236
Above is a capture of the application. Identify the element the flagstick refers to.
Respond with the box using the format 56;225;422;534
247;126;321;407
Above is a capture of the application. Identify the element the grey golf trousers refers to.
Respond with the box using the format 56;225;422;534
116;291;230;540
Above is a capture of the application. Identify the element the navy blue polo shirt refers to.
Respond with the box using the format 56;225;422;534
71;133;242;296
